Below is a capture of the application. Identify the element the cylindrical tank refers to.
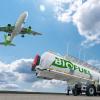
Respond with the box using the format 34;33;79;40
36;51;100;84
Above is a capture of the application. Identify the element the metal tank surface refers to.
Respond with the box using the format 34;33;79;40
36;51;100;83
32;51;100;96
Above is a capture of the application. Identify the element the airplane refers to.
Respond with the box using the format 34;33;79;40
0;11;42;46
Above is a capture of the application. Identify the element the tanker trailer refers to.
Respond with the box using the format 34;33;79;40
32;51;100;96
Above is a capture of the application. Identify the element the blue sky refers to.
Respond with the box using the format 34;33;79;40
0;0;100;92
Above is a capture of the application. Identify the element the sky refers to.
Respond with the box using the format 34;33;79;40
0;0;100;93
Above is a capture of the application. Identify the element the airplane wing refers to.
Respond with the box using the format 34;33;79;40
0;25;14;33
0;42;15;46
0;27;9;33
20;28;42;35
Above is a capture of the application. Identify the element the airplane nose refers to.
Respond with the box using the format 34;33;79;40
23;11;28;18
22;11;28;21
25;11;28;17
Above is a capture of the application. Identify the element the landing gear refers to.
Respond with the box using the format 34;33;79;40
21;35;25;37
28;26;32;29
8;33;11;36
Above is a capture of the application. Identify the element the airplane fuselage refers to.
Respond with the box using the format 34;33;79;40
9;11;28;41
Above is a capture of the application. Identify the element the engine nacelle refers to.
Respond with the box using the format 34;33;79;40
7;24;11;27
28;26;32;29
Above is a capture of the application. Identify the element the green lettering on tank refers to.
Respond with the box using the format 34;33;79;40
53;58;62;67
73;65;78;70
79;67;84;73
66;61;74;70
52;57;91;75
52;57;65;68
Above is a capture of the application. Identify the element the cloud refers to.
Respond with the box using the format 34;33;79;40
59;0;100;47
17;73;37;82
51;0;82;22
32;79;66;89
0;71;18;83
0;83;20;90
0;59;67;92
87;59;100;69
45;0;100;47
11;59;32;74
0;57;70;92
73;0;100;47
0;58;37;90
8;59;38;82
57;12;71;22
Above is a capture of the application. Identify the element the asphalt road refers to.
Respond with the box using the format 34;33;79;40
0;92;100;100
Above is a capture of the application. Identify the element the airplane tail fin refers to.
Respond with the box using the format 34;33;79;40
0;34;15;46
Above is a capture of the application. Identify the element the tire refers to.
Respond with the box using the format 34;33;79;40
66;90;70;95
72;88;79;96
98;93;100;96
86;85;96;96
72;84;81;96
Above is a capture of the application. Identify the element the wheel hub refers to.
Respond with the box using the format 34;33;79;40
89;88;94;95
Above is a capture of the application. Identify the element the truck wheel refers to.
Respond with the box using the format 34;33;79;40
86;85;96;96
72;89;79;96
66;90;70;95
98;93;100;96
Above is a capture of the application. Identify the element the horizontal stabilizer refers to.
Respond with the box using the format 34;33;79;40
0;42;5;45
0;42;15;46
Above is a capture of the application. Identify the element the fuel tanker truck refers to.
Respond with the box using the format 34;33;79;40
32;51;100;96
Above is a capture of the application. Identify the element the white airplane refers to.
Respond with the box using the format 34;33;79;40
0;11;42;46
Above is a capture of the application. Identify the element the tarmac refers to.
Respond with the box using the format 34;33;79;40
0;91;100;100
